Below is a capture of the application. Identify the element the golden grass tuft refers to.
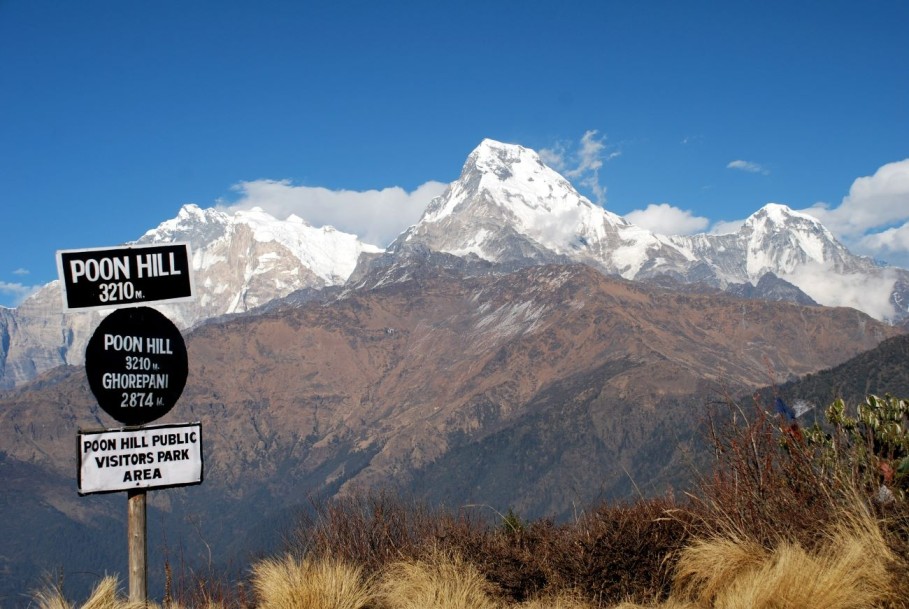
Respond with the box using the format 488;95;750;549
670;534;768;605
81;577;142;609
250;554;373;609
671;504;897;609
31;576;145;609
31;581;74;609
376;548;500;609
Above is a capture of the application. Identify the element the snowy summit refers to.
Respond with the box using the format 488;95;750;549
394;139;908;322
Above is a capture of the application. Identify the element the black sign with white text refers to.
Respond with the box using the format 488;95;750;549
85;307;188;426
57;243;194;310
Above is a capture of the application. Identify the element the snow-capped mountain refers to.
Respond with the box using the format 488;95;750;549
665;203;868;281
386;139;909;322
0;206;379;388
136;204;380;325
3;138;907;390
393;139;687;276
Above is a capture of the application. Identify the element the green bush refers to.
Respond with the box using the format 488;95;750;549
805;394;909;501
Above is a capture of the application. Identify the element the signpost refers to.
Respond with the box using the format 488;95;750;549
56;243;194;310
84;306;188;426
59;241;198;604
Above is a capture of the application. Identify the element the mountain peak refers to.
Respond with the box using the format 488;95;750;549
742;202;840;253
176;202;210;220
395;138;638;267
398;140;907;321
747;203;826;229
470;138;541;168
738;202;859;282
455;139;553;192
140;204;231;247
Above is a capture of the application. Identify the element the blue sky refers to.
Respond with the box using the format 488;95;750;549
2;0;908;307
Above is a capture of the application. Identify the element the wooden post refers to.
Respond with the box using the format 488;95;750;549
128;489;147;604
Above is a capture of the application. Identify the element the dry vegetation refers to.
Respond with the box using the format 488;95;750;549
30;395;909;609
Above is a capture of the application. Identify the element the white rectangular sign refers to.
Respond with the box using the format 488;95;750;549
77;422;203;495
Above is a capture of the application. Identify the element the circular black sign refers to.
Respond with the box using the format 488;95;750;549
85;306;188;426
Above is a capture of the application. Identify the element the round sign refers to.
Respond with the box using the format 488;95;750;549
85;306;188;426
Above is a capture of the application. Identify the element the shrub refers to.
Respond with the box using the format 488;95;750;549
688;393;909;608
806;394;909;500
287;491;483;574
548;498;691;605
694;396;844;548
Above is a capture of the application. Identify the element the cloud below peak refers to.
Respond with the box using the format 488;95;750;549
0;281;40;307
220;179;447;247
625;203;710;235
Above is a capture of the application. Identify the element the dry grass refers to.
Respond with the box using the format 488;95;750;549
610;601;697;609
82;578;139;609
514;590;597;609
31;580;74;609
670;534;768;605
30;500;907;609
296;492;691;605
671;504;897;609
31;576;144;609
375;548;500;609
34;391;909;609
250;555;373;609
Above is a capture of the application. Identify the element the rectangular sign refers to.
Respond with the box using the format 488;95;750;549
56;242;194;310
77;422;203;495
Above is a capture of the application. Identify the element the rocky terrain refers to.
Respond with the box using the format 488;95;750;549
0;206;379;389
1;259;903;602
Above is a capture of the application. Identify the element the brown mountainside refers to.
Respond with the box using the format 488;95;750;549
754;332;909;409
2;263;900;510
1;262;903;601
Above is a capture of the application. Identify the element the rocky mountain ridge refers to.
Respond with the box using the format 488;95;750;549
3;262;900;503
0;205;380;388
389;139;908;319
2;138;907;390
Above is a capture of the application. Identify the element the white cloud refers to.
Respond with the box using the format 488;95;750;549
538;146;566;170
625;203;710;235
0;281;40;307
13;268;29;276
563;130;604;178
802;158;909;237
709;218;746;235
782;263;898;321
801;158;909;267
727;160;769;175
220;179;447;247
540;130;617;205
857;222;909;268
